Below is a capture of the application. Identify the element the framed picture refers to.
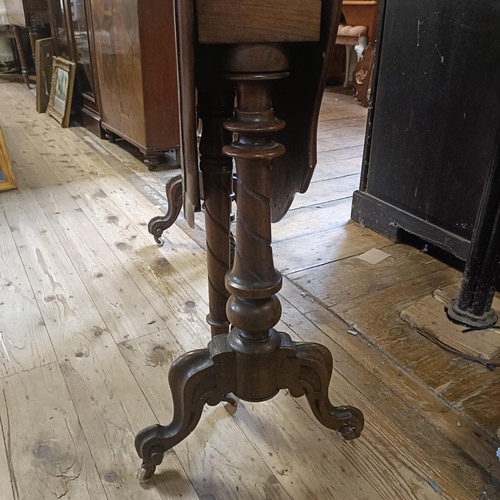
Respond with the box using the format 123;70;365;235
47;56;76;127
0;127;16;192
35;38;55;113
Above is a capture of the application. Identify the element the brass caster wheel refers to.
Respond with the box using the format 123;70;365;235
154;234;164;246
339;425;358;441
223;392;239;407
137;463;156;483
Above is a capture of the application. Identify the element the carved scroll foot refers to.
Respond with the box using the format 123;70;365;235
147;175;183;244
286;341;364;440
135;340;235;481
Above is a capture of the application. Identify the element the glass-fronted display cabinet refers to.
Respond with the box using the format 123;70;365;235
49;0;101;134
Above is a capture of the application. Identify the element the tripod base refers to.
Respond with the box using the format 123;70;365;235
135;331;364;482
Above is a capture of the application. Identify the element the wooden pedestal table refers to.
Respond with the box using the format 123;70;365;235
135;0;364;482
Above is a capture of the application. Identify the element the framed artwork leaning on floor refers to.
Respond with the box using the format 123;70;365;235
0;127;16;192
35;38;55;113
47;56;76;128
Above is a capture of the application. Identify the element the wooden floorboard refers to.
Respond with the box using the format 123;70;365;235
0;82;499;499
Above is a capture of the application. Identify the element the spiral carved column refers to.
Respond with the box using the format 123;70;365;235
199;89;235;336
222;64;287;401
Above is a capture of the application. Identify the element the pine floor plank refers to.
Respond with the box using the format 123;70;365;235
0;206;56;377
0;189;198;499
233;395;385;500
5;129;166;344
280;279;500;491
289;173;360;209
272;311;479;499
0;363;105;499
1;81;499;498
232;390;469;500
316;117;367;139
289;245;447;311
459;382;500;439
273;198;353;242
335;269;496;391
335;269;496;398
401;295;500;359
66;180;212;349
5;103;211;348
18;117;210;307
316;133;365;152
319;90;369;121
0;396;14;500
274;222;393;275
313;156;364;181
47;198;165;342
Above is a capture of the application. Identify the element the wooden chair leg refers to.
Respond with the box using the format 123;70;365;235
12;26;30;88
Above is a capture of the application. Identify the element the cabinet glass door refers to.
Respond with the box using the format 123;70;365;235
68;0;94;96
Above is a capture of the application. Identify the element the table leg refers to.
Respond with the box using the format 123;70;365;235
13;26;30;88
135;43;364;482
198;89;234;337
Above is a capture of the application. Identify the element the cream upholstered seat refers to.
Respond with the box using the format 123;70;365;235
336;23;368;87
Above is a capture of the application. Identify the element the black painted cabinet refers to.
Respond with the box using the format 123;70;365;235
351;0;500;261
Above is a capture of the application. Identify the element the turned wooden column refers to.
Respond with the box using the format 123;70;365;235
222;45;287;400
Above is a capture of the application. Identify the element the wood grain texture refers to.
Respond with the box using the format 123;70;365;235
274;221;392;275
196;0;321;43
273;198;353;242
90;0;179;151
280;280;500;491
289;244;447;311
0;207;56;377
401;294;500;360
0;81;498;498
4;128;166;344
289;173;360;209
0;363;105;499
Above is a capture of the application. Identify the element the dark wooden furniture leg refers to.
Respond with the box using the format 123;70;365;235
198;89;234;336
147;93;234;339
148;175;183;244
144;153;163;170
13;26;30;88
135;43;364;482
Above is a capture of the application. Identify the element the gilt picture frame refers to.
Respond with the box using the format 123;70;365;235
47;56;76;127
0;127;16;192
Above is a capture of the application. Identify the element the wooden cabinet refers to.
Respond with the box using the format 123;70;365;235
351;0;500;261
49;0;101;134
89;0;180;167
